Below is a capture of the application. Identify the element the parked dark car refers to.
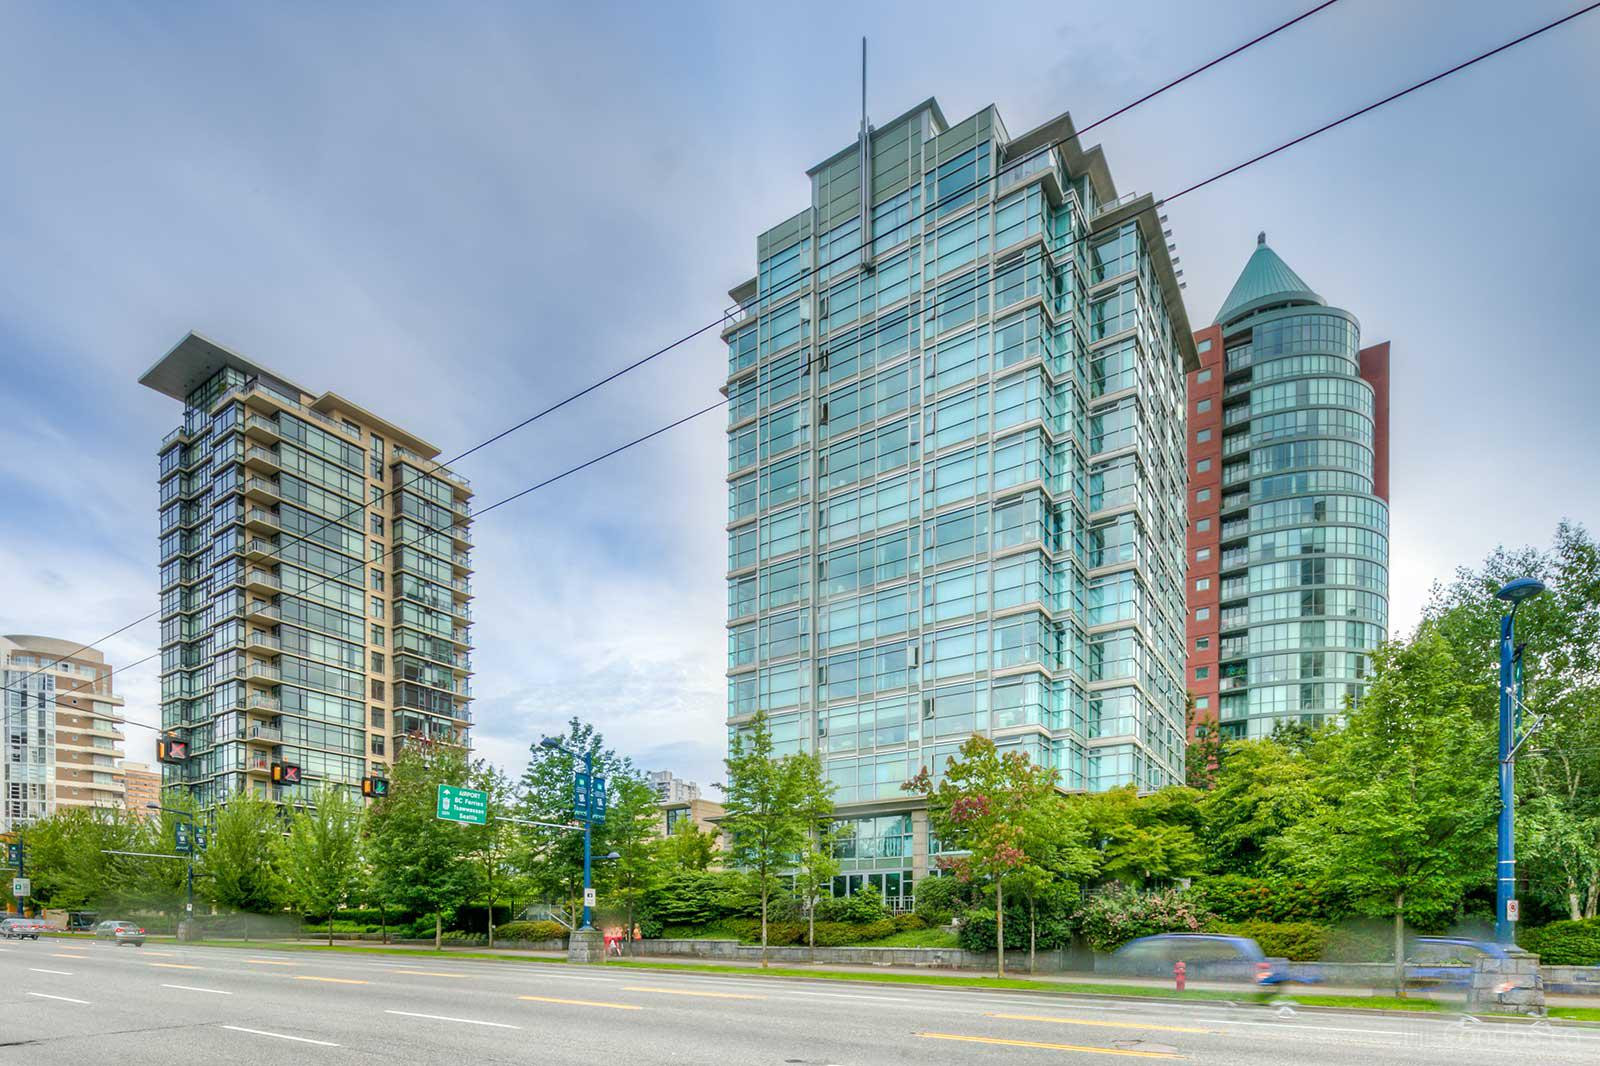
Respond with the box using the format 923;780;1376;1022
1406;937;1508;988
0;917;44;940
1110;933;1290;985
93;920;146;946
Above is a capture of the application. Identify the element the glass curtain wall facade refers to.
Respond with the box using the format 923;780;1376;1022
724;99;1196;904
1186;235;1390;741
141;334;474;811
1;658;55;831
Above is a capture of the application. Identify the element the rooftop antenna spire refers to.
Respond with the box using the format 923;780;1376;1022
858;36;875;271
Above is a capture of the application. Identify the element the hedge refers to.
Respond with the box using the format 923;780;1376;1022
1206;920;1331;961
493;920;570;943
1521;919;1600;966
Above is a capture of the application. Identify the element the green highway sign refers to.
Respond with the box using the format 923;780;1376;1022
436;784;488;825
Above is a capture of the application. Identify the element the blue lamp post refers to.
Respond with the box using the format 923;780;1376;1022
1494;576;1545;946
540;736;595;931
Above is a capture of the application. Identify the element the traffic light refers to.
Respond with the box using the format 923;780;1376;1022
361;777;389;798
156;735;189;764
270;763;302;785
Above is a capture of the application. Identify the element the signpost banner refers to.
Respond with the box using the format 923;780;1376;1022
11;877;28;898
174;822;192;855
436;784;489;825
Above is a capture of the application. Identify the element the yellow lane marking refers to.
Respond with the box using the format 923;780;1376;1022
621;985;764;1001
393;970;470;978
519;994;641;1011
920;1033;1181;1059
292;975;368;985
245;959;295;966
987;1013;1217;1035
149;963;203;970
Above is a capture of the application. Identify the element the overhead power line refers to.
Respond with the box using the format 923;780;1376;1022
10;2;1595;746
0;0;1345;702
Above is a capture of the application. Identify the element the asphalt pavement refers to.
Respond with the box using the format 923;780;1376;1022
2;937;1596;1065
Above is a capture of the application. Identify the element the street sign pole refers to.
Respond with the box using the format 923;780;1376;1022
581;749;594;931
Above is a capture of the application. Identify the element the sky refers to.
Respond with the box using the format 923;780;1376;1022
1;1;1596;795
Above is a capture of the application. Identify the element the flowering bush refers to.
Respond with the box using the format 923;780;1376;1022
1073;884;1212;954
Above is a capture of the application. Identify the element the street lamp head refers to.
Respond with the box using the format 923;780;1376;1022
145;803;161;811
1496;577;1547;606
538;736;563;751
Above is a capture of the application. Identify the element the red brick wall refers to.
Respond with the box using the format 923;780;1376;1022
1185;324;1226;743
1359;342;1390;503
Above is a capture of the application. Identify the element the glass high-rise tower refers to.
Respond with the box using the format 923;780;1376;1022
723;99;1196;905
1186;234;1391;742
140;333;474;809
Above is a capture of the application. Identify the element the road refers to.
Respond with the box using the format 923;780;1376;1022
2;938;1595;1064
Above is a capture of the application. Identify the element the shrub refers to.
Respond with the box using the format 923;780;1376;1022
1207;920;1331;961
1187;875;1348;924
912;876;969;927
957;907;1027;952
493;920;569;943
893;912;928;932
812;919;895;946
816;884;889;924
1073;885;1211;954
1521;919;1600;966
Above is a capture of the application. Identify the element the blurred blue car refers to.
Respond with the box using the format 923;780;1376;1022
1406;937;1508;988
1109;933;1292;985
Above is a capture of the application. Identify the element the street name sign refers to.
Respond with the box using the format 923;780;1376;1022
436;784;489;825
11;877;29;897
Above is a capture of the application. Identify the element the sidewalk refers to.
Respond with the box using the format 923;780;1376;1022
258;938;1597;1008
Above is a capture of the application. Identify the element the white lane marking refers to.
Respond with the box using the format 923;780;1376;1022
27;992;91;1005
220;1025;339;1046
162;983;232;995
383;1009;521;1029
1192;1017;1435;1037
29;967;74;975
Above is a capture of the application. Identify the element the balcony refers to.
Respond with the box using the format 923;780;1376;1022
450;627;471;647
243;477;282;503
248;632;282;653
244;693;281;713
245;724;282;745
244;568;280;594
244;446;282;472
245;663;281;684
244;414;282;441
243;538;278;563
243;600;280;624
160;426;192;449
245;756;272;776
452;577;472;598
244;508;281;532
452;551;472;572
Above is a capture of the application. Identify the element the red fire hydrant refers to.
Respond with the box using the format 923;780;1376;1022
1174;959;1187;992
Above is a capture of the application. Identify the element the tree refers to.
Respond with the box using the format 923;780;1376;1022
203;792;286;919
1185;692;1222;790
787;752;838;949
515;718;630;921
659;817;719;872
721;710;823;961
279;786;363;945
1200;738;1324;877
366;742;476;949
1423;521;1600;921
464;761;517;946
1078;786;1203;887
601;772;664;946
1278;627;1495;994
906;734;1058;978
1008;794;1096;972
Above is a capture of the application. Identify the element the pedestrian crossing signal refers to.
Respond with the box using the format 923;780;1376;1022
156;736;189;764
362;777;389;798
271;763;302;785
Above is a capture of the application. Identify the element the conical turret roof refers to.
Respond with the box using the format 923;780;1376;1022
1214;232;1323;326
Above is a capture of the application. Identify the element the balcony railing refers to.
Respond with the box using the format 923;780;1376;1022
247;725;283;743
244;693;281;712
249;633;282;651
245;569;281;589
245;508;281;529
